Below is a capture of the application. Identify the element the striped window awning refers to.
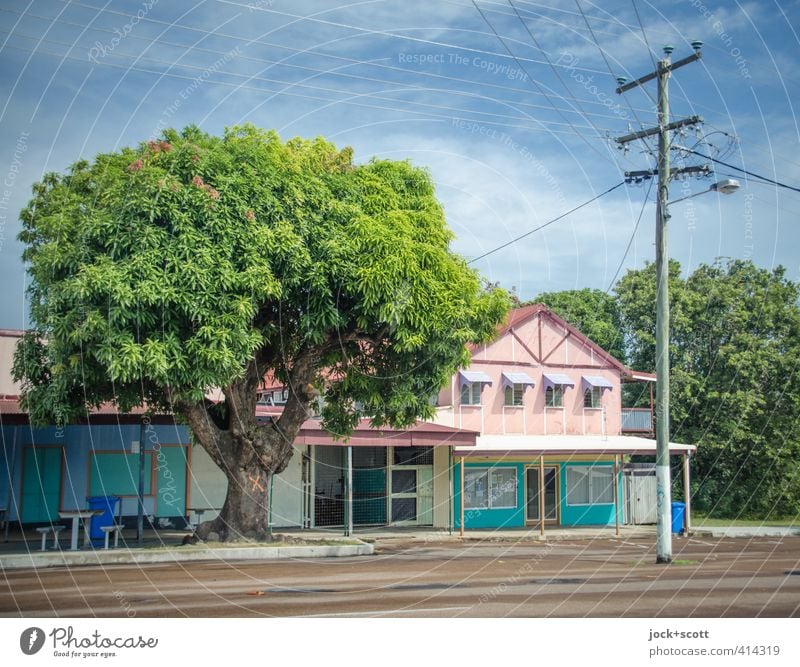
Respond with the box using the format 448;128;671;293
583;375;614;389
501;371;535;388
458;370;492;386
542;373;575;387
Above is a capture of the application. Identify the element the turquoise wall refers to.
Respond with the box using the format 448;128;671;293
559;462;623;526
454;462;526;529
454;460;623;529
1;422;192;522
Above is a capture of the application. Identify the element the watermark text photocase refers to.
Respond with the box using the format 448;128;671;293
88;0;159;64
553;52;630;121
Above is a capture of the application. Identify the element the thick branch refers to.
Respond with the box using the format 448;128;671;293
222;344;275;438
276;356;316;432
176;399;233;470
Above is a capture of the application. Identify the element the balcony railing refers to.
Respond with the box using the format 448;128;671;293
621;407;653;433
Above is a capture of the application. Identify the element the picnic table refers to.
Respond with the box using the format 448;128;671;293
58;509;103;550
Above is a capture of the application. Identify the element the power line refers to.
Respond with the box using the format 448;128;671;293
471;0;618;165
574;0;657;158
630;0;657;70
0;20;610;134
210;0;614;74
606;177;653;292
0;7;658;126
489;0;748;123
0;39;615;138
682;148;800;194
505;0;629;168
467;181;625;264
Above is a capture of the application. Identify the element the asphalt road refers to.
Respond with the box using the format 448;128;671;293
2;537;799;617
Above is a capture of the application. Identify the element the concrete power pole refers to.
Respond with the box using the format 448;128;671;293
615;42;705;564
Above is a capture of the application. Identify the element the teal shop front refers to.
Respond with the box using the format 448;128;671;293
453;435;697;532
453;459;622;530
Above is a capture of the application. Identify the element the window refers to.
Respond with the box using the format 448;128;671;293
464;469;488;509
460;382;482;405
353;447;386;469
566;466;614;505
464;467;518;509
391;469;417;494
259;389;288;406
584;387;603;408
545;385;564;407
504;383;525;406
393;446;433;466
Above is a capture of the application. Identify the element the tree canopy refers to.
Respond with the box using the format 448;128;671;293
14;124;510;540
616;259;800;517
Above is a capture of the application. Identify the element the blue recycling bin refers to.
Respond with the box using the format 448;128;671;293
87;496;120;546
671;501;686;535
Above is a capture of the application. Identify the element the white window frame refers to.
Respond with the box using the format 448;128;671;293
460;381;482;406
583;386;603;409
545;385;564;407
565;465;615;506
504;383;525;407
464;467;518;510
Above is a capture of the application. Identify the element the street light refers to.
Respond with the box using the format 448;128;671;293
655;175;739;563
668;178;740;205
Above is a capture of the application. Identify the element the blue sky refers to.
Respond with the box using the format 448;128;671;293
0;0;798;328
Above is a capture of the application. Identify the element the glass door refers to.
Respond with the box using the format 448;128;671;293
390;468;417;523
525;467;559;523
389;446;434;525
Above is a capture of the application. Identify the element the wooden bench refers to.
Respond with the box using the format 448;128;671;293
100;525;124;549
35;525;66;551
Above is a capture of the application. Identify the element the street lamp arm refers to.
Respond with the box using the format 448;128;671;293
666;179;740;205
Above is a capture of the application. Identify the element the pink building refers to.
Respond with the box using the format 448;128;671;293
431;304;695;531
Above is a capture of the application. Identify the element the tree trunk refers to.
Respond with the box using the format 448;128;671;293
197;460;273;542
178;348;318;542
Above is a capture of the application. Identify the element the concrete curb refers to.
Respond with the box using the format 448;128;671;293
0;541;373;570
690;527;800;539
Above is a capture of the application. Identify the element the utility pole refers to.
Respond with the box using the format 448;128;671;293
615;41;705;564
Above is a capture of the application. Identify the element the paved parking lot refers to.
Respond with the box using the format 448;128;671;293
1;536;798;617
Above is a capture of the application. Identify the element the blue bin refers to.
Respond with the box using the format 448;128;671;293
671;501;686;535
87;496;120;546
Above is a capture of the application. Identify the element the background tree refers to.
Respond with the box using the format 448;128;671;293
531;288;627;362
615;259;800;517
13;125;510;541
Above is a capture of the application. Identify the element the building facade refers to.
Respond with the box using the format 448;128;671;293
1;307;695;536
429;304;690;531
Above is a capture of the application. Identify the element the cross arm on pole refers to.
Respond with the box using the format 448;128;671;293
616;51;702;94
616;116;703;145
624;164;711;183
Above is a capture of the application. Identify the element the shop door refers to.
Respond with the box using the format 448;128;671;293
389;447;434;525
525;467;559;523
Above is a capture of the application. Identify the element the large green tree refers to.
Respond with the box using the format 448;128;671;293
616;259;800;517
532;288;626;363
13;125;509;541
